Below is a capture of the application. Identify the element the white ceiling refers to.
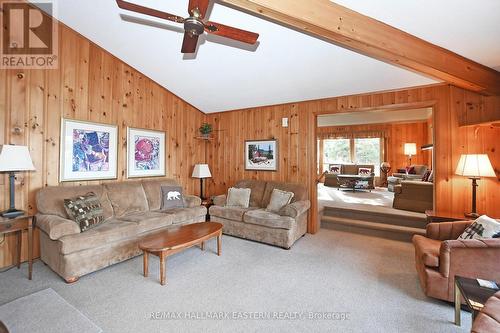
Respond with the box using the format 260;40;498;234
317;108;432;127
36;1;500;113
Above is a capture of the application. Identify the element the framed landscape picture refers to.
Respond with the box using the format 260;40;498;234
245;139;278;171
127;127;166;178
60;118;118;182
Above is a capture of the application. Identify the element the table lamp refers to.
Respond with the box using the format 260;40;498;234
404;143;417;165
455;154;496;218
0;145;36;218
192;164;212;200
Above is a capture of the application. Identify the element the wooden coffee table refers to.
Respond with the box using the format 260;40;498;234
139;222;222;285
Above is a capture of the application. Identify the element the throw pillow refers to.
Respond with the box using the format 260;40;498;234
428;170;434;182
421;170;431;182
160;186;185;210
407;166;416;174
226;187;251;208
358;167;372;176
266;189;294;213
458;215;500;240
329;164;341;174
64;192;105;232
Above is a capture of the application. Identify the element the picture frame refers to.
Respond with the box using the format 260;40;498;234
127;127;166;178
245;139;278;171
60;118;118;182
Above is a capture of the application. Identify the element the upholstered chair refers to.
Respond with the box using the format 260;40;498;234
412;220;500;302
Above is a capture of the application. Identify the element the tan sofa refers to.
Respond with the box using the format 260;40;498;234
392;180;433;213
209;180;310;249
324;164;375;189
35;179;206;282
412;221;500;302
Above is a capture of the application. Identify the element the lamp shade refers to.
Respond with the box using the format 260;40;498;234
0;145;35;172
404;143;417;156
455;154;496;178
192;164;212;178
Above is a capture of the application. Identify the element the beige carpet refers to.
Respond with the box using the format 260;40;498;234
0;229;470;332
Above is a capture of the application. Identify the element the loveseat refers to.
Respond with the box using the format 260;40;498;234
412;220;500;302
324;164;375;189
209;180;310;249
36;179;206;282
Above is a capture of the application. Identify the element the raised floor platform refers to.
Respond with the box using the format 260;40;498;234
318;184;427;241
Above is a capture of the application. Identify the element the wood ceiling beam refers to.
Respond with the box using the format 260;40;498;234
221;0;500;95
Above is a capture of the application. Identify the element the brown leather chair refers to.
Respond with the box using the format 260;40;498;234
412;220;500;302
471;291;500;333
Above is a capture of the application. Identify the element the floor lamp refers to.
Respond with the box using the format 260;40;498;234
192;164;212;201
0;145;36;218
455;154;496;218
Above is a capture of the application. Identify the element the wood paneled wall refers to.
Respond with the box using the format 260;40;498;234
317;121;431;172
0;24;206;268
207;84;500;233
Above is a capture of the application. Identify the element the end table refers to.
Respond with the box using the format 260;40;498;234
425;210;475;223
0;215;35;279
201;198;214;221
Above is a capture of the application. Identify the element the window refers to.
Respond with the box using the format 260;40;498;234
354;138;381;176
320;137;382;176
323;139;350;171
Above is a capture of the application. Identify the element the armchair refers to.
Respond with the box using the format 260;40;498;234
392;180;433;213
413;221;500;302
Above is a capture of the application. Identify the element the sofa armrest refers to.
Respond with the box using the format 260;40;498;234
279;200;311;218
36;214;80;240
213;194;227;207
426;221;473;241
183;195;202;208
439;238;500;277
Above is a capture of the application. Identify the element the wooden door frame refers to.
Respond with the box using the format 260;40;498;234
307;101;437;234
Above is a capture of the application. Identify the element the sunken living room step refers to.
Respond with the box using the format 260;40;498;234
321;206;426;241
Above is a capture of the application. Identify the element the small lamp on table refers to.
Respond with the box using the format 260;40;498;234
455;154;496;218
404;143;417;165
0;145;36;218
192;164;212;201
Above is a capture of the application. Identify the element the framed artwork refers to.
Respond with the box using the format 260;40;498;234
127;127;166;178
60;118;118;182
245;139;278;171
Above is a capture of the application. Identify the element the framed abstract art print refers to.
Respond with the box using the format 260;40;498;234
127;127;166;178
60;118;118;181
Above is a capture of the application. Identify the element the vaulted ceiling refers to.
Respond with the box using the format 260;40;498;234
36;1;500;113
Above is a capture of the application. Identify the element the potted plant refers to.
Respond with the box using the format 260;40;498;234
199;123;213;139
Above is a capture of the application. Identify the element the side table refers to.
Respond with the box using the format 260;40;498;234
425;210;475;223
0;215;35;279
454;276;499;327
201;198;214;221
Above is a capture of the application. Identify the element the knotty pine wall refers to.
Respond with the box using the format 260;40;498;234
317;121;432;172
206;84;500;232
0;24;207;268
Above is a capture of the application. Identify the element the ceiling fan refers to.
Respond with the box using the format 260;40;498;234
116;0;259;53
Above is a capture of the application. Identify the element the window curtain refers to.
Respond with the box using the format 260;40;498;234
317;130;387;140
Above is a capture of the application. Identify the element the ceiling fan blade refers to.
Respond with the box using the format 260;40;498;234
205;22;259;44
188;0;210;19
181;33;199;53
116;0;184;23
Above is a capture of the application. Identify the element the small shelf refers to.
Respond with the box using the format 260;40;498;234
195;136;215;141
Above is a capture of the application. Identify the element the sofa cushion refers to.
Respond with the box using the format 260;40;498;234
118;211;174;233
160;185;185;210
59;219;139;255
36;185;113;220
266;189;294;213
159;206;207;224
226;187;251;208
262;181;307;207
412;235;440;267
243;209;295;230
105;182;149;217
209;205;258;222
142;179;179;210
63;192;105;232
234;180;267;207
